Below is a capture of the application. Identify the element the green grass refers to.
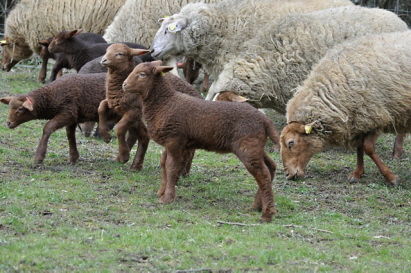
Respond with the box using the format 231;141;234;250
1;66;411;272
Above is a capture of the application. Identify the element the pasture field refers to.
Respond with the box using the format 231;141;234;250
1;66;411;272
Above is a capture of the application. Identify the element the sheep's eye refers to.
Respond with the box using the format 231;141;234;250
17;107;25;112
139;73;147;78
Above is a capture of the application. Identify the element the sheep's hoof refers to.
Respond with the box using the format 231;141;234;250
159;195;175;204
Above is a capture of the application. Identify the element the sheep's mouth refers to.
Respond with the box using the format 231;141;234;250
150;50;163;59
285;169;301;180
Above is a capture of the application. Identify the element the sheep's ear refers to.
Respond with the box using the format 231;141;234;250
167;18;186;33
22;97;34;111
154;66;174;76
130;49;150;57
304;121;317;135
0;97;13;105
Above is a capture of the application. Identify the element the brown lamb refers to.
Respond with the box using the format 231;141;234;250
122;60;279;222
0;73;109;164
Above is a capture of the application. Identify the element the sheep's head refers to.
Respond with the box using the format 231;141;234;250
151;16;187;59
122;61;174;97
48;29;82;54
1;37;33;71
0;96;36;129
280;121;325;180
100;43;149;69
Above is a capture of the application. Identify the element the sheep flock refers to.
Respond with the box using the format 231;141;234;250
1;0;411;222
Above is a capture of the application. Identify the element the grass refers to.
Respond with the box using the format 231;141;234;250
1;66;411;272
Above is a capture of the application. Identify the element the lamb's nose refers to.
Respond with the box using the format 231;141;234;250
122;82;127;89
6;122;11;128
100;58;106;65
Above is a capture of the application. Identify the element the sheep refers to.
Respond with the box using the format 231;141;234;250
0;73;107;164
150;0;353;80
47;29;149;74
98;43;202;171
1;0;126;71
37;32;107;82
280;30;411;187
122;60;280;222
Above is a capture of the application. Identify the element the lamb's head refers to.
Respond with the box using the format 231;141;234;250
100;43;149;69
0;96;36;129
48;29;83;54
122;61;173;97
280;121;325;180
1;37;33;71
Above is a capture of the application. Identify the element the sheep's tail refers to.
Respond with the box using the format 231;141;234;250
265;117;281;152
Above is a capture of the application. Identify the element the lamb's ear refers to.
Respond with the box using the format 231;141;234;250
151;60;163;66
230;94;248;103
167;18;186;33
0;97;13;105
130;49;150;57
67;29;82;38
154;66;174;76
22;97;34;111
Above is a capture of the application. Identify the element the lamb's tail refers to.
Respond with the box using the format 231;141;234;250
265;117;281;152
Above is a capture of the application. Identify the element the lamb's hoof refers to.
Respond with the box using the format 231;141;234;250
129;165;143;172
348;175;360;184
116;155;129;164
388;176;400;187
34;159;44;165
157;189;165;196
159;195;175;204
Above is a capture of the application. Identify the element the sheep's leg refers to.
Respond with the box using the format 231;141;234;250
159;147;186;204
252;154;277;211
97;100;113;143
392;133;405;159
236;152;276;222
66;123;79;163
363;132;399;186
348;145;364;183
34;118;69;164
158;150;168;196
129;123;150;171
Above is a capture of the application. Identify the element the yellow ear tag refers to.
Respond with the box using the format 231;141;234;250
305;125;312;134
168;24;176;31
161;72;165;76
0;40;7;43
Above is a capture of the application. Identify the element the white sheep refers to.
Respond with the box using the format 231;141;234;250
280;30;411;187
1;0;126;71
150;0;353;80
206;5;409;111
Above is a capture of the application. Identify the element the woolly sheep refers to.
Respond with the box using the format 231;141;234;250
1;0;126;71
0;73;106;164
122;61;280;222
280;30;411;187
150;0;353;79
206;5;409;111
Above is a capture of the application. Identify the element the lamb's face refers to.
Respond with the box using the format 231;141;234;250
101;43;131;69
122;63;154;95
0;96;35;129
48;29;80;54
1;39;33;71
151;16;186;59
280;123;325;180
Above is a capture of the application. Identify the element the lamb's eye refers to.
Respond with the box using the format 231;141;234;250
139;73;146;78
17;107;25;112
117;53;123;57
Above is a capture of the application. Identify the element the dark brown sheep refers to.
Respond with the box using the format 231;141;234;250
0;73;108;164
122;60;279;222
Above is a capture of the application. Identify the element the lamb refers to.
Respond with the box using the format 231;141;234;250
1;0;126;71
47;29;149;74
150;0;353;80
0;73;107;164
98;43;202;171
122;60;280;222
280;30;411;187
37;32;107;82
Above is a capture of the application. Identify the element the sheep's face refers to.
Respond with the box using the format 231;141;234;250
151;16;186;59
101;44;149;69
280;122;325;180
122;61;174;97
1;39;33;71
0;96;36;129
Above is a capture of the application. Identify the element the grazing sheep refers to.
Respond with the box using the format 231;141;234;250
37;32;107;82
1;0;126;71
98;44;202;171
0;73;107;164
122;61;280;222
150;0;353;80
280;30;411;187
48;29;149;74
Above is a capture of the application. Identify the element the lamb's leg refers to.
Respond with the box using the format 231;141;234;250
49;62;63;82
34;117;69;164
252;154;277;211
237;151;276;222
159;147;186;204
38;56;48;83
66;123;79;163
115;115;134;164
348;145;365;183
181;149;195;177
363;132;399;186
158;150;168;196
97;100;113;143
392;133;405;159
129;123;150;171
